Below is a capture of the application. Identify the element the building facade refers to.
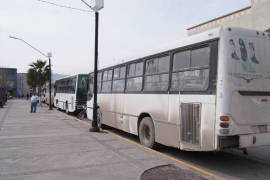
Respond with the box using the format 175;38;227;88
0;68;17;97
17;73;31;98
187;0;270;36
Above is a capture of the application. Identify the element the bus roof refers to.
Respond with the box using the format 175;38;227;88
97;27;270;71
97;27;221;71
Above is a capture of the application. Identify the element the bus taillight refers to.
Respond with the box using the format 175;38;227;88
220;122;229;128
220;116;229;121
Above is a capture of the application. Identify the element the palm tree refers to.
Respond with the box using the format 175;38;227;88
27;60;50;96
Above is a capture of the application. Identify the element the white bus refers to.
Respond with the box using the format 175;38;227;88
42;81;55;106
87;27;270;151
54;74;88;113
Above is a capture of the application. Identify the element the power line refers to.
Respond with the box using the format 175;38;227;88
37;0;93;13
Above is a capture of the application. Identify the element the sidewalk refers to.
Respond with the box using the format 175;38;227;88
0;100;211;180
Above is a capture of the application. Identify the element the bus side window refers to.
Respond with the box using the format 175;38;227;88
191;47;210;67
112;66;125;93
126;62;144;92
171;47;210;92
120;66;126;78
144;55;170;91
101;70;112;93
97;72;102;93
172;50;190;71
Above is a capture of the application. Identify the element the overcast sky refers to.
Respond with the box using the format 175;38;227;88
1;0;251;75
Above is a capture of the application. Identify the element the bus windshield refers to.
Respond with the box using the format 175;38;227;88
76;75;88;102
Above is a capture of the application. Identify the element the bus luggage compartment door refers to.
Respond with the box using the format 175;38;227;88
180;103;201;150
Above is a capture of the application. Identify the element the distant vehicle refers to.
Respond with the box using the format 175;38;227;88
54;74;88;113
87;27;270;151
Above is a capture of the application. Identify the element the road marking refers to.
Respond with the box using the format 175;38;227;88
57;109;226;180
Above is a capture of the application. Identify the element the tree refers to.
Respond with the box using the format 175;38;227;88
27;60;50;96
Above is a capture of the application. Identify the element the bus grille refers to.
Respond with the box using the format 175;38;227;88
180;103;201;146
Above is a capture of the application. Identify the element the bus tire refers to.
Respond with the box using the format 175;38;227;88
139;117;156;149
65;102;69;113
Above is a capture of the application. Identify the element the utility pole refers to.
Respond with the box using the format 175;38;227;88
81;0;104;132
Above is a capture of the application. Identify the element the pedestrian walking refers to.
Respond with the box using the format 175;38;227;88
30;93;39;113
26;94;29;100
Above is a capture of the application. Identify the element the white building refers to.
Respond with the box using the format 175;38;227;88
187;0;270;36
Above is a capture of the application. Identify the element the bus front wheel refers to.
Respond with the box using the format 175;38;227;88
139;117;156;149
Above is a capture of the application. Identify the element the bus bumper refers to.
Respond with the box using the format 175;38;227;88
239;133;270;148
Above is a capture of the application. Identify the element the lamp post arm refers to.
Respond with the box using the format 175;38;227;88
20;39;48;58
9;36;48;58
9;35;53;110
80;0;92;9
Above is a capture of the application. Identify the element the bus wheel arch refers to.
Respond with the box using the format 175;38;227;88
138;113;156;148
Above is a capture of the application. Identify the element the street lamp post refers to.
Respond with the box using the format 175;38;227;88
9;36;53;110
47;52;53;110
81;0;104;132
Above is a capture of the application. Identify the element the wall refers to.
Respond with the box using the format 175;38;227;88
187;0;270;36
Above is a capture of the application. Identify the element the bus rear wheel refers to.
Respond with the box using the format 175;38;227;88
139;117;156;149
65;102;69;113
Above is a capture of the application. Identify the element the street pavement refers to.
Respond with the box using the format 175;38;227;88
0;100;212;180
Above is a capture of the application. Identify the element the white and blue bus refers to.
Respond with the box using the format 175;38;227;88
87;27;270;151
54;74;88;113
